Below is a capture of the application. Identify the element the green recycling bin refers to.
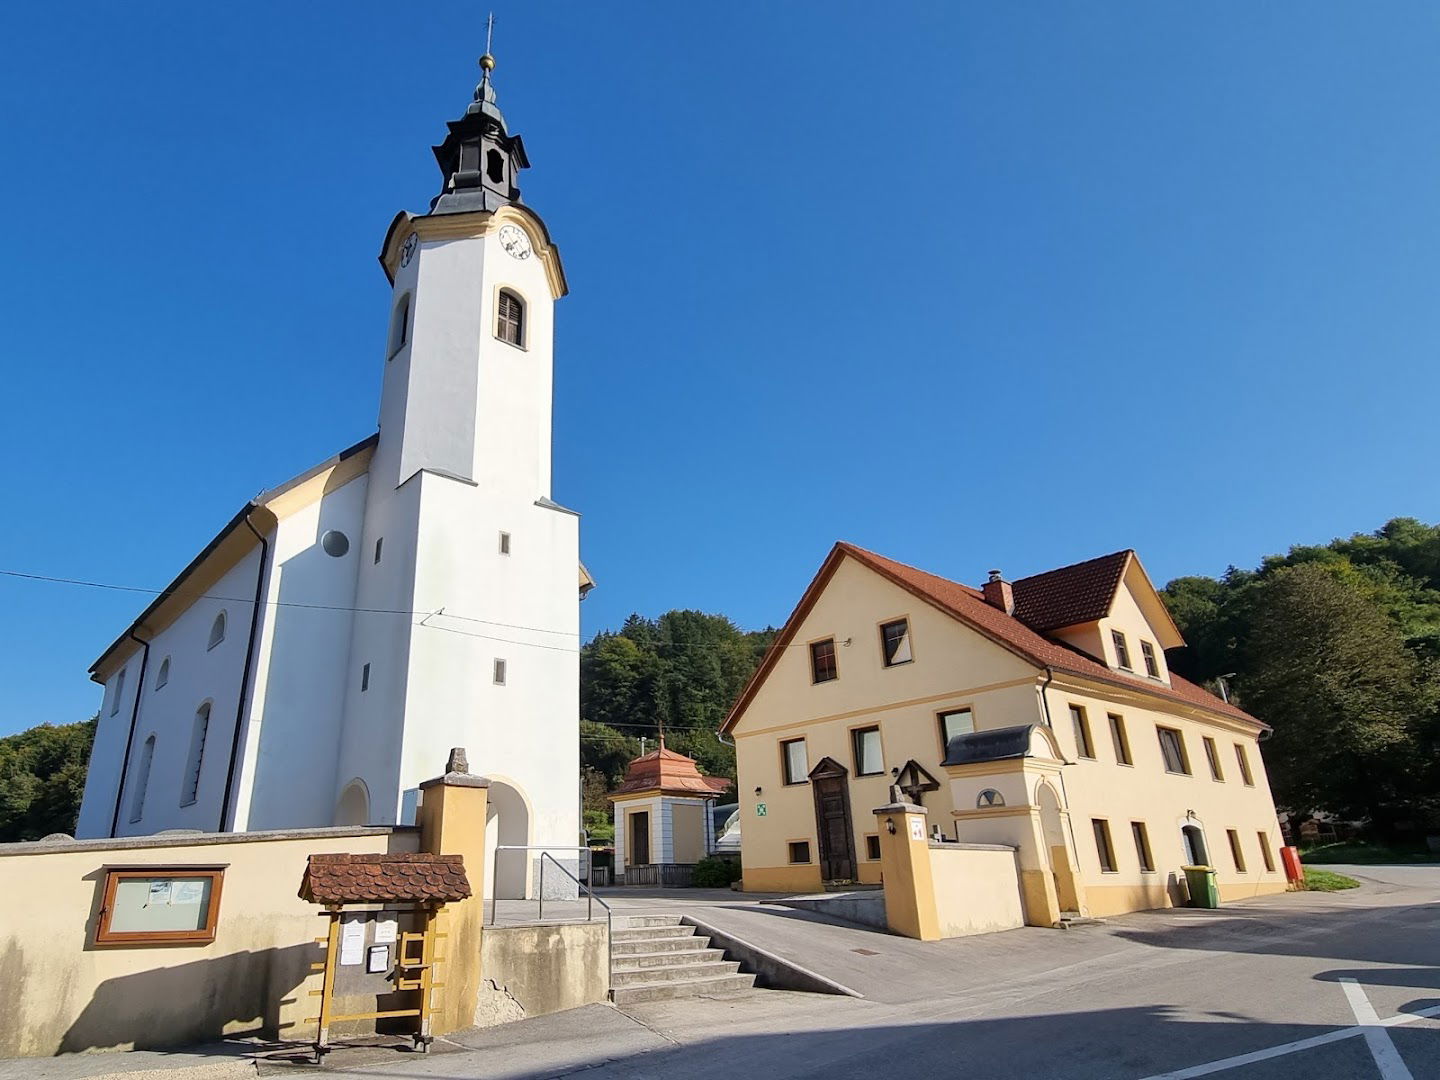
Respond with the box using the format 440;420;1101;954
1184;865;1219;909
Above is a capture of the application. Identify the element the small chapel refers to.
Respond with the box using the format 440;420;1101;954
75;48;588;896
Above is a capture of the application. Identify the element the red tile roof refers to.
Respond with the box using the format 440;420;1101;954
1011;550;1132;631
299;853;472;906
610;746;732;799
720;543;1263;732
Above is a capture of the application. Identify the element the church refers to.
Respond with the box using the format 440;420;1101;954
75;50;588;896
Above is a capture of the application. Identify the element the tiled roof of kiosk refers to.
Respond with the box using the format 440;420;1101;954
610;746;732;799
299;853;472;905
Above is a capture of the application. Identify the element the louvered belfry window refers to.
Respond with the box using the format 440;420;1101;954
497;290;524;346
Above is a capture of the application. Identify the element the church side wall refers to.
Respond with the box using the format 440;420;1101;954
78;550;265;838
401;475;580;870
331;474;424;825
232;476;368;830
76;663;143;839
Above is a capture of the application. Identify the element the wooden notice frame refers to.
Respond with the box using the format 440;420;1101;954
95;866;227;946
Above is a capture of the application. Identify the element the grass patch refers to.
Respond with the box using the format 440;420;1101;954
1300;841;1439;865
1303;868;1361;892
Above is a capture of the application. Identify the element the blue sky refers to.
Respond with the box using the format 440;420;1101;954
2;3;1438;736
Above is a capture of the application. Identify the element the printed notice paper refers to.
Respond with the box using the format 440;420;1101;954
373;915;398;945
173;880;205;906
147;880;173;906
339;916;365;965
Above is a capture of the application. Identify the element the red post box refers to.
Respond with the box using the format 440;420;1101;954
1280;845;1305;885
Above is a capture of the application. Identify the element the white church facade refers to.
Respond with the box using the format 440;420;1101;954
75;54;588;896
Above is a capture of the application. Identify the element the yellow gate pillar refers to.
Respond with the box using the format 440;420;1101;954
416;749;490;1036
873;792;940;941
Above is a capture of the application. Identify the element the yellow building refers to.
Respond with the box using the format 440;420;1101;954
721;543;1288;924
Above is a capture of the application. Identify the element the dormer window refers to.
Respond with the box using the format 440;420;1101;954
497;289;524;347
1140;640;1160;678
1111;630;1132;671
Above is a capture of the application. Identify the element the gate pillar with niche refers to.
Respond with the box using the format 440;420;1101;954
943;724;1084;927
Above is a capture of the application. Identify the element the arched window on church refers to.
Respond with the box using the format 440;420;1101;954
208;611;227;651
181;703;211;807
155;656;170;690
497;289;524;347
388;293;411;358
129;735;156;823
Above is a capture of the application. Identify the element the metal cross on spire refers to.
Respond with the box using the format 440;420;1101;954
479;12;497;80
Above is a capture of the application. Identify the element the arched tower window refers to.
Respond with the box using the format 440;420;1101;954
129;735;156;823
388;292;411;358
181;703;211;806
208;611;227;651
155;657;170;690
497;289;524;347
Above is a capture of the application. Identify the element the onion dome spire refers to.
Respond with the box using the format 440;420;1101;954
429;13;530;215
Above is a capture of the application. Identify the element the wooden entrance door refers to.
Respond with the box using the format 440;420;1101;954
808;757;856;883
629;810;650;866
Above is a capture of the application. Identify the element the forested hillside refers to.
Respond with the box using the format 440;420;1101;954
1163;518;1440;830
579;611;775;817
0;716;95;841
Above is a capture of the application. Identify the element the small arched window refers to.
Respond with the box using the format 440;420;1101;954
181;703;211;806
208;612;227;651
129;735;156;823
497;289;524;347
388;293;411;358
155;657;170;690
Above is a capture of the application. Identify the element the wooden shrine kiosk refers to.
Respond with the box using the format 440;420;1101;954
298;851;472;1061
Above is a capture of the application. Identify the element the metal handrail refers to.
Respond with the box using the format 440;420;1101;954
488;844;602;926
487;844;613;984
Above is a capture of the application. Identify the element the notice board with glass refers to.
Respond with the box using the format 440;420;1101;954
95;866;226;945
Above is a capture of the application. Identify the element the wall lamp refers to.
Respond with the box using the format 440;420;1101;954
885;818;896;835
754;786;762;797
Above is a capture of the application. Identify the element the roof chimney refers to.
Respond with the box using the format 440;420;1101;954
983;569;1015;616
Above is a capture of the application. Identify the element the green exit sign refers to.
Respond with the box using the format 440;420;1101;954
756;803;767;816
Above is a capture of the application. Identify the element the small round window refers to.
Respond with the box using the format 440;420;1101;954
321;530;350;558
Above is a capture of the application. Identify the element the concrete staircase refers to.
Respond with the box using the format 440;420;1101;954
609;916;756;1004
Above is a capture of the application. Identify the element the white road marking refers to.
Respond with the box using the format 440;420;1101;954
1136;985;1440;1080
1340;978;1414;1080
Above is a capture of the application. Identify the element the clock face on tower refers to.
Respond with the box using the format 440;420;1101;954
497;224;532;260
400;232;419;268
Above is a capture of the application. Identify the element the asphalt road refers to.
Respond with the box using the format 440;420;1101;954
304;865;1440;1079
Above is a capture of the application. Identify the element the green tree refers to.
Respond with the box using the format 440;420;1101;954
1241;563;1435;826
0;717;97;842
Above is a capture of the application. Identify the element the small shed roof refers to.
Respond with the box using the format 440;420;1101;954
943;724;1044;767
299;852;471;905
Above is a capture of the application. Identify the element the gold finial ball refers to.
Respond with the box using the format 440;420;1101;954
479;53;496;72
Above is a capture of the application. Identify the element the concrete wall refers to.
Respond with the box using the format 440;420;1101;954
0;826;417;1057
928;844;1026;937
475;922;609;1026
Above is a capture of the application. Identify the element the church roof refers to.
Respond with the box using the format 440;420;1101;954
91;431;593;681
609;745;731;800
90;434;378;681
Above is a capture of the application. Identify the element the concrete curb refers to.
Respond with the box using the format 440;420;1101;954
679;916;863;998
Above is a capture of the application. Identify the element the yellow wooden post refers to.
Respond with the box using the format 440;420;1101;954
416;751;490;1036
873;793;941;941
